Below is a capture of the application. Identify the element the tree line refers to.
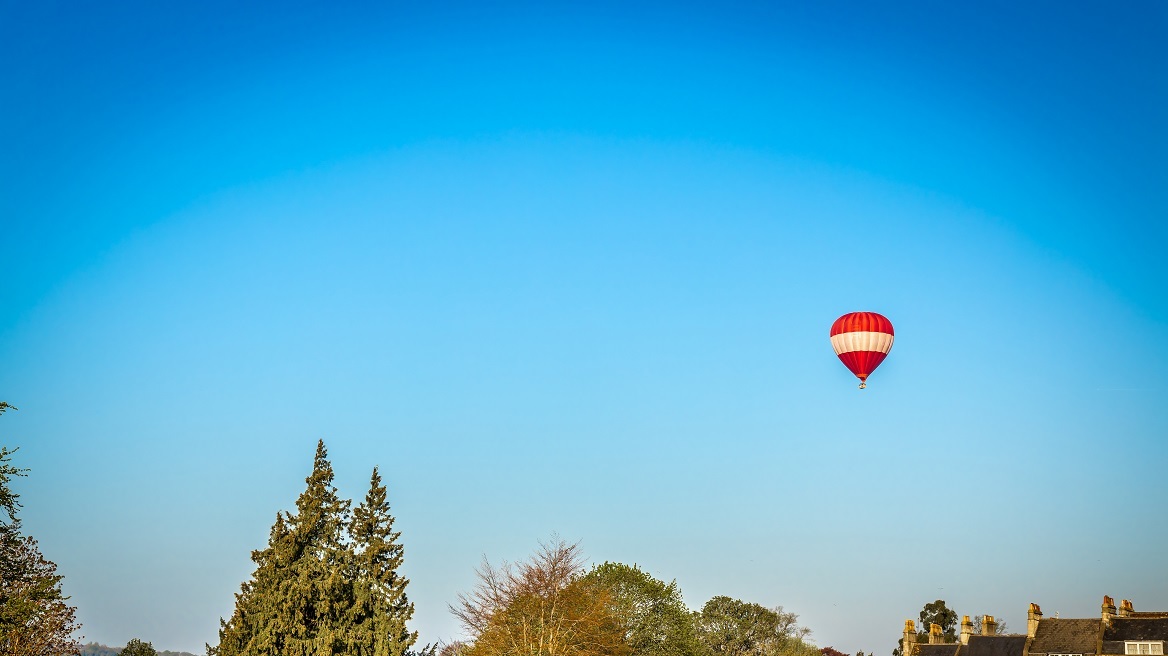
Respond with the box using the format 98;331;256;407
0;404;879;656
446;536;820;656
81;638;194;656
205;439;822;656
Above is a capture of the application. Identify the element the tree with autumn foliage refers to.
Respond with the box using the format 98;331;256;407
452;537;627;656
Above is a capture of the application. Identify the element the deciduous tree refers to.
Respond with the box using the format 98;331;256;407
122;638;159;656
0;404;82;656
695;596;815;656
919;601;957;642
584;562;702;656
893;600;959;656
452;537;627;656
970;616;1008;636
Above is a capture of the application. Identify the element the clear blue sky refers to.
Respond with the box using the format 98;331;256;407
2;1;1165;653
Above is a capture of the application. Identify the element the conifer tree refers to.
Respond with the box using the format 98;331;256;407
350;467;418;656
210;511;291;656
211;440;355;656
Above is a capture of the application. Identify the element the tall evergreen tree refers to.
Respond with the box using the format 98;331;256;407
211;440;355;656
350;467;418;656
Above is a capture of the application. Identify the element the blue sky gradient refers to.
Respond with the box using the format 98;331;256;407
1;1;1165;653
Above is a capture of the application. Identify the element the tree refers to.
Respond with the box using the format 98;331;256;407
212;440;419;656
436;641;469;656
350;467;419;656
820;648;848;656
451;537;627;656
893;600;959;656
123;638;159;656
694;596;816;656
970;616;1008;636
0;404;82;656
584;562;703;656
919;601;957;643
0;404;20;524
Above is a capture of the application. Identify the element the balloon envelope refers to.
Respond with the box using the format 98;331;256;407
830;312;894;388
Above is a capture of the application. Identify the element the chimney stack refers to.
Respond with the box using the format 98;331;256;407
982;615;997;636
930;623;944;644
961;616;974;645
1028;603;1043;638
1103;596;1116;625
904;620;918;656
1119;600;1134;617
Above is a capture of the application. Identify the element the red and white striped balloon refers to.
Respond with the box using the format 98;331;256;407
830;312;894;389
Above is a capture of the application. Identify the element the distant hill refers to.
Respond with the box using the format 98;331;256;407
80;642;198;656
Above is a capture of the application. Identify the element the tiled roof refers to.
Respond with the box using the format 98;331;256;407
1031;619;1102;654
1104;618;1168;641
917;644;961;656
965;635;1028;656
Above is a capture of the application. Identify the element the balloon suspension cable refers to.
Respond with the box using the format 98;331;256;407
858;381;866;390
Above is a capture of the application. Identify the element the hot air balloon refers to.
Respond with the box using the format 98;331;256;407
830;312;894;389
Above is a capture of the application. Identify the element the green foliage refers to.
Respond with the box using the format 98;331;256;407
351;467;418;656
0;446;26;530
0;404;81;656
0;403;26;531
893;600;960;656
695;596;816;656
919;601;957;642
451;538;820;656
584;562;703;656
123;638;159;656
210;441;420;656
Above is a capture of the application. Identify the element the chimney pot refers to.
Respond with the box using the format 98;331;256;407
1118;600;1134;617
904;620;918;656
982;615;997;636
1103;596;1117;625
1028;603;1044;638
